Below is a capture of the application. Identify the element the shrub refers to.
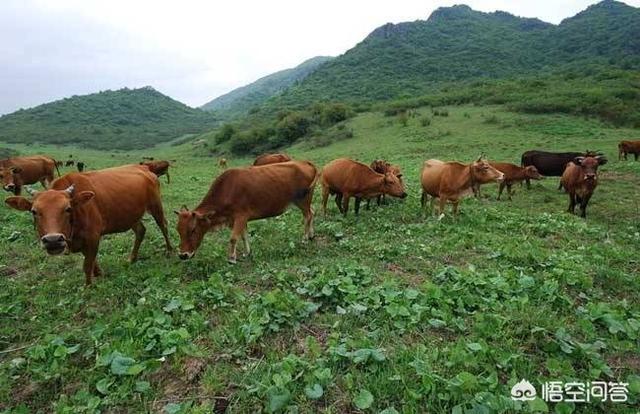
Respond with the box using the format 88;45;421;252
398;112;409;127
420;116;432;127
276;112;311;145
483;115;500;124
214;124;236;144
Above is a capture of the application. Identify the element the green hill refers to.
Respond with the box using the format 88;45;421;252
0;87;218;150
200;56;333;120
270;0;640;108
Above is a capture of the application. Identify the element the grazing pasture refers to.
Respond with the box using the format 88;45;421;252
1;106;639;413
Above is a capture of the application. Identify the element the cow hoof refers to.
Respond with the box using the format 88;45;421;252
228;257;237;265
437;213;445;221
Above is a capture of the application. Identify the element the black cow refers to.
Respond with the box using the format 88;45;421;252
77;162;85;172
521;150;601;189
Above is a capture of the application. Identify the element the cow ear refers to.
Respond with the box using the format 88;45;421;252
5;196;32;211
200;211;216;222
596;156;608;166
574;157;585;166
396;173;403;179
73;191;94;206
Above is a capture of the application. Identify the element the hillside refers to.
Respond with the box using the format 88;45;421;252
0;87;218;150
269;0;640;108
200;56;333;119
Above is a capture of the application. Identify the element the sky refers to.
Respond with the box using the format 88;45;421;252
0;0;638;115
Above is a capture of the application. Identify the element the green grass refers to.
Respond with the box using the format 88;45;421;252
1;105;639;413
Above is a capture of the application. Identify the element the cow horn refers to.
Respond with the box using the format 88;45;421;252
180;204;188;211
65;185;75;195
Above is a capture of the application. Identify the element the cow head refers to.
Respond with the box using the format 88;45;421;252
174;206;225;260
573;156;607;181
471;158;504;184
0;166;22;193
524;166;544;180
382;172;407;199
5;185;94;255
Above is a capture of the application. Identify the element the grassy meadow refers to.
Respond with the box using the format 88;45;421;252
1;105;639;413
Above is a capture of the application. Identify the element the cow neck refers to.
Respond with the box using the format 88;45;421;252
461;165;475;189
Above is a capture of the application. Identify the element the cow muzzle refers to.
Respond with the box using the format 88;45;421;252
41;233;67;255
585;174;596;181
3;184;15;192
400;192;408;199
178;251;195;260
496;173;505;182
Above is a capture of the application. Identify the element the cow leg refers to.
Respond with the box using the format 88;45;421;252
567;192;576;214
129;221;146;263
438;197;447;216
294;194;315;241
148;200;173;256
579;194;591;218
228;217;248;264
341;194;351;216
420;191;427;208
334;193;343;213
354;197;361;215
635;153;639;161
366;198;371;210
525;178;531;190
507;184;514;200
321;186;330;215
166;172;170;184
82;245;99;286
452;200;460;215
497;181;506;200
378;194;384;206
241;231;251;257
13;185;22;196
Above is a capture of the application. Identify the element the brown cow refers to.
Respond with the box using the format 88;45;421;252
140;160;170;184
218;158;228;169
0;156;58;195
420;157;504;215
253;153;292;166
5;165;173;285
474;163;543;200
363;160;404;208
321;158;407;216
560;155;607;218
175;160;317;263
618;140;640;161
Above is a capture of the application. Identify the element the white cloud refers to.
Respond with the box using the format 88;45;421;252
0;0;638;114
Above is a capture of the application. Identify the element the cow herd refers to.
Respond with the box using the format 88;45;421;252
1;139;638;285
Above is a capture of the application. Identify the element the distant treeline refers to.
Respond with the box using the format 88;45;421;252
0;87;217;150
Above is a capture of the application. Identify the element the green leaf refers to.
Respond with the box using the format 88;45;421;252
528;397;549;413
467;342;483;352
163;403;183;414
163;298;181;312
379;408;400;414
353;389;374;410
95;377;112;395
554;402;574;414
304;383;324;399
135;381;151;393
110;354;137;376
266;387;290;413
126;363;145;376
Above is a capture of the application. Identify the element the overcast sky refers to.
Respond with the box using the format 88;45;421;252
0;0;638;115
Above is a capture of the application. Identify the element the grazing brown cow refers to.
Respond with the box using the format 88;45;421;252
176;160;317;263
218;158;228;169
363;160;404;208
5;165;173;285
560;155;607;218
474;163;543;200
420;157;504;215
140;160;170;183
321;158;407;216
618;140;640;161
253;153;292;166
0;156;58;195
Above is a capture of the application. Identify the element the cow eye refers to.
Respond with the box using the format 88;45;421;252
30;209;37;215
65;206;72;213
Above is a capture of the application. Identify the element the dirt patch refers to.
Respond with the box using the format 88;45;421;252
607;353;640;375
0;266;18;277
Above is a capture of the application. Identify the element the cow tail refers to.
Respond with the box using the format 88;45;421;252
54;159;61;177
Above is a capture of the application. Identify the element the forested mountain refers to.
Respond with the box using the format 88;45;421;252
270;0;640;108
0;87;217;150
200;56;333;119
